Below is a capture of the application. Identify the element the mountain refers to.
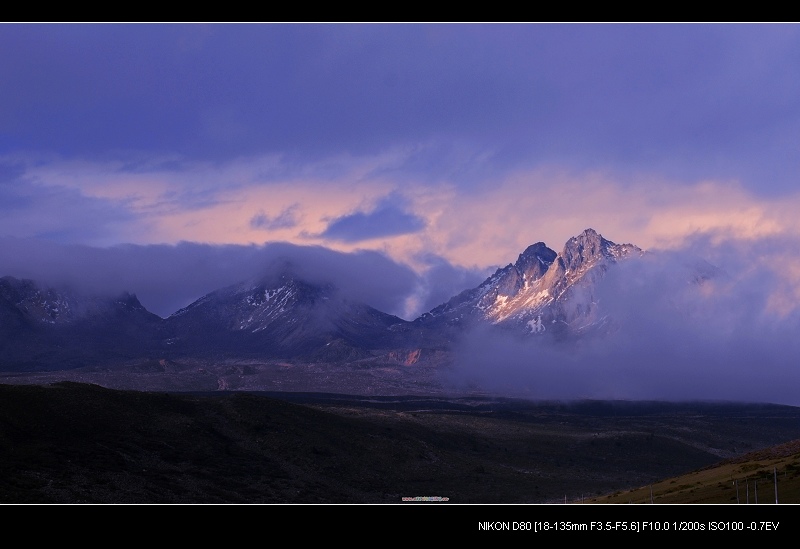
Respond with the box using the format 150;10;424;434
415;228;643;338
0;229;663;378
163;272;412;361
0;276;164;371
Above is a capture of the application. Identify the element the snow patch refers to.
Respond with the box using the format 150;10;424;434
527;315;546;334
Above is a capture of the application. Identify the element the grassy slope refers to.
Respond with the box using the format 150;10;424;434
587;439;800;504
2;382;800;504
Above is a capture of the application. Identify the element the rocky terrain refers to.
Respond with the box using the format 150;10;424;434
0;229;672;396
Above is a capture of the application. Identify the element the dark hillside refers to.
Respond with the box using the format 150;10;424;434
2;383;800;504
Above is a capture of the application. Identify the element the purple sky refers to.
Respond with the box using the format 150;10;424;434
2;24;800;403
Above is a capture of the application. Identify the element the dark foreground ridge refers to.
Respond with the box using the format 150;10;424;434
2;382;800;504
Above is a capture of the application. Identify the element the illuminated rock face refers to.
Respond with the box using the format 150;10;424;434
415;229;643;337
0;229;658;373
163;229;645;362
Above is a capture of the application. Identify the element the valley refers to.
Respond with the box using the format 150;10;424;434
3;229;800;506
1;382;799;504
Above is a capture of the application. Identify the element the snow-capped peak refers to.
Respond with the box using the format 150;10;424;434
416;229;644;334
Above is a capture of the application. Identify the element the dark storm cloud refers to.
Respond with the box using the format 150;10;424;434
0;239;422;319
2;24;529;162
4;24;799;193
321;195;426;242
444;241;800;406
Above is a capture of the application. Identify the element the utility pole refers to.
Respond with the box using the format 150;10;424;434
774;467;779;504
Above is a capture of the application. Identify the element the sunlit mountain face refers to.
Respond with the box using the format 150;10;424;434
414;228;645;339
0;229;679;368
0;229;734;399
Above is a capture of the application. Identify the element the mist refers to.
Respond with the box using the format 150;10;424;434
444;237;800;406
5;232;800;406
0;237;488;321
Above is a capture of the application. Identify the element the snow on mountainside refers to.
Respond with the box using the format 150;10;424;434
168;275;310;330
0;276;151;325
0;277;77;325
0;229;731;383
0;276;164;371
164;272;410;359
0;229;670;371
415;229;643;336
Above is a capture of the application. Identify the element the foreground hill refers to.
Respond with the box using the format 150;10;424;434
588;439;800;504
2;382;800;504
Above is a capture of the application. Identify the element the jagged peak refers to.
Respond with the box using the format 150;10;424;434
565;228;640;252
560;229;609;270
565;228;610;248
572;227;601;239
559;228;644;270
517;242;557;263
513;242;557;286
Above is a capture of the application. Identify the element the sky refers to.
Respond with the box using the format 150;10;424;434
3;23;800;403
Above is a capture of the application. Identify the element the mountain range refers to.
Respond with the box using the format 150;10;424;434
8;230;800;507
414;228;642;336
0;229;672;383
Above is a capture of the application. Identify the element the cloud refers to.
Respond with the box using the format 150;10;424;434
250;205;300;230
403;253;490;318
10;146;800;283
4;24;800;405
412;168;800;271
442;238;800;406
5;220;800;405
12;149;800;288
2;24;800;201
0;162;140;246
0;238;422;319
320;194;426;242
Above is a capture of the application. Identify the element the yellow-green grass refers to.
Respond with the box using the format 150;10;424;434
586;441;800;504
